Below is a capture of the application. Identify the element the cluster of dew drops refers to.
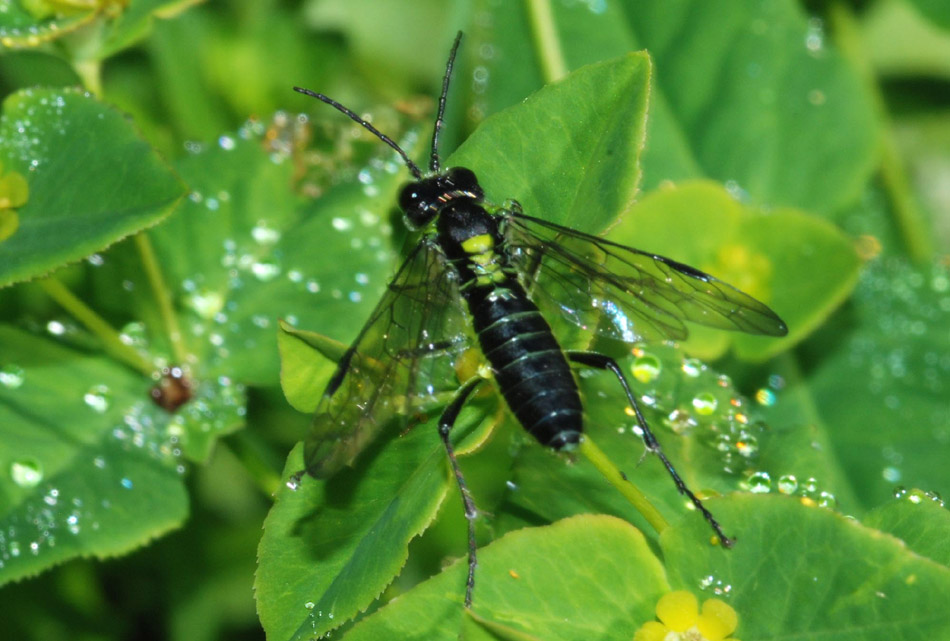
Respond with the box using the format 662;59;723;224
610;342;840;510
0;107;427;569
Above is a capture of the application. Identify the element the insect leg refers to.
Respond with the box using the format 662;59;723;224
567;351;734;547
437;375;487;607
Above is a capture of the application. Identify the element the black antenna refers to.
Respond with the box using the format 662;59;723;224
293;86;424;179
430;31;463;173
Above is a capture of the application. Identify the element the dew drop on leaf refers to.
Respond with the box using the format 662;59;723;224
83;385;111;413
10;459;43;488
0;363;25;389
777;474;798;495
631;352;661;383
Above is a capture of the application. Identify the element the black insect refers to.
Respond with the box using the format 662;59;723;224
293;32;787;606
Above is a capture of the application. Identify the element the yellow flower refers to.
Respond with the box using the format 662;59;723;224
634;590;740;641
0;163;29;243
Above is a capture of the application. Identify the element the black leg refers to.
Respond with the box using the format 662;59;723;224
438;375;486;607
567;351;734;548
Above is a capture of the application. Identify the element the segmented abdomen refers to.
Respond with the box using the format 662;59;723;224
465;280;582;449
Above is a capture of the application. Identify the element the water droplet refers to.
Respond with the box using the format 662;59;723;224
251;221;281;245
681;358;703;377
83;385;111;413
218;135;236;150
120;478;133;490
46;320;66;335
754;388;776;406
631;353;661;383
817;491;837;509
251;261;281;281
0;364;25;389
185;289;225;320
691;392;718;415
304;601;315;610
10;459;43;487
882;466;902;483
331;217;352;232
747;470;771;493
777;474;798;495
119;322;148;348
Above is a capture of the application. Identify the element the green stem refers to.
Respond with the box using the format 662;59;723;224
524;0;568;83
38;277;152;375
72;57;103;97
579;434;669;536
225;432;283;497
135;233;188;366
829;2;933;263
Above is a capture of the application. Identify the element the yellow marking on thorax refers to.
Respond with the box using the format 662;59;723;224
461;233;506;285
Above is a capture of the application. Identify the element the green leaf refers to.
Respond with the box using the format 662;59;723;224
342;515;669;641
606;181;861;360
147;134;404;386
803;257;950;509
662;494;950;639
864;493;950;567
99;0;202;59
863;0;950;80
0;88;184;288
476;0;878;217
277;320;342;414
449;52;651;234
906;0;950;32
255;437;451;641
0;2;95;48
0;325;188;586
495;343;780;541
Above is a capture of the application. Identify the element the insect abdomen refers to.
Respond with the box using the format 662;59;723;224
467;284;582;449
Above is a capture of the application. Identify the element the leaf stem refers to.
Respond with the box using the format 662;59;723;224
38;276;153;375
72;58;103;97
579;434;669;536
525;0;569;83
829;2;933;263
135;233;188;366
225;431;283;497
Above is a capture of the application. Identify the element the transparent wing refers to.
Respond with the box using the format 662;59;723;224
304;237;471;478
507;212;787;343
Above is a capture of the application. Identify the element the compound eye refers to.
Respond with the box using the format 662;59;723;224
398;183;423;214
447;167;478;190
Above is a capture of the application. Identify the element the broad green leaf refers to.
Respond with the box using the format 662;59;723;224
255;438;450;641
476;0;877;217
343;515;669;641
803;257;950;509
85;129;407;387
864;493;950;567
662;494;950;639
0;325;188;586
0;88;184;288
449;52;651;234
